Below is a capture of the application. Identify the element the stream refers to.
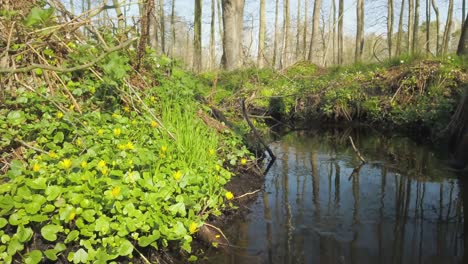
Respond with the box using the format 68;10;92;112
205;128;466;264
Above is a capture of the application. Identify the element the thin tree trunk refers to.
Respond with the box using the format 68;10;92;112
217;0;224;42
355;0;364;62
281;0;290;68
273;0;280;67
296;0;302;60
171;0;176;56
308;0;322;62
387;0;394;58
112;0;125;32
258;0;266;67
338;0;343;64
211;0;216;68
463;0;466;26
458;13;468;56
303;0;309;60
70;0;75;14
159;0;166;54
431;0;440;55
426;0;430;54
396;0;405;56
408;0;414;54
442;0;454;54
148;0;159;50
332;0;336;64
137;0;154;69
193;0;202;72
413;0;419;53
222;0;245;70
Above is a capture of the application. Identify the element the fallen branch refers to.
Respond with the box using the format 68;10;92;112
15;139;49;155
234;189;261;200
241;99;276;161
203;223;230;245
0;38;137;74
348;136;366;163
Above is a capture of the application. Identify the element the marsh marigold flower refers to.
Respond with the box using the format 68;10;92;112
60;159;72;170
189;222;198;234
112;186;121;198
81;160;88;169
32;163;40;172
173;170;183;181
97;129;104;136
241;158;247;165
113;128;121;136
151;121;158;128
225;191;234;200
161;146;167;152
209;149;215;155
56;112;64;119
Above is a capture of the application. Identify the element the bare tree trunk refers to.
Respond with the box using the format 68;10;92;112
222;0;245;70
431;0;440;55
396;0;405;56
148;0;159;50
408;0;414;54
258;0;266;67
338;0;344;64
137;0;154;69
217;0;224;42
171;0;176;56
308;0;322;62
193;0;202;72
112;0;125;32
273;0;280;67
355;0;364;62
387;0;394;58
303;0;309;60
425;0;430;54
412;0;419;53
70;0;75;14
463;0;466;26
281;0;291;68
159;0;166;54
442;0;454;54
296;0;302;60
458;14;468;56
332;0;336;64
211;0;216;68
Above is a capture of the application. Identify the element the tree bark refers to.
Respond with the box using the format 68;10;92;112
408;0;414;54
258;0;266;67
137;0;154;69
281;0;291;68
396;0;405;56
211;0;216;68
458;14;468;56
425;0;430;54
431;0;440;55
463;0;466;26
355;0;364;62
193;0;202;72
159;0;166;54
273;0;280;67
303;0;309;60
171;0;176;56
112;0;125;32
337;0;344;64
332;0;336;64
217;0;224;42
308;0;322;62
442;0;454;54
296;0;302;59
222;0;245;70
148;0;159;50
412;0;419;53
387;0;394;58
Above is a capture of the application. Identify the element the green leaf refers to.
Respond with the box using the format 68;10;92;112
94;216;110;234
24;7;55;27
117;240;133;256
65;230;79;243
26;177;47;190
44;249;58;261
168;202;186;217
0;218;7;228
17;225;33;243
53;132;64;143
7;236;24;256
7;110;25;126
24;250;42;264
45;186;61;201
73;248;88;264
41;224;63;241
137;232;160;247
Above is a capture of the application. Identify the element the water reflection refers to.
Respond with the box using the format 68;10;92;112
206;129;465;264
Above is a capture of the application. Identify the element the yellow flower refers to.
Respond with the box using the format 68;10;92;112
69;104;75;111
123;106;130;113
161;146;167;152
60;159;72;170
189;222;198;234
150;96;155;102
173;170;183;181
81;160;88;169
113;128;121;136
215;164;221;171
97;129;104;136
56;112;64;119
112;113;120;119
117;144;126;150
241;158;247;165
98;160;106;168
151;121;158;128
49;152;58;159
112;186;121;198
101;166;109;175
68;211;76;221
131;120;137;125
76;138;82;146
32;163;40;172
225;191;234;200
126;142;134;150
209;149;215;155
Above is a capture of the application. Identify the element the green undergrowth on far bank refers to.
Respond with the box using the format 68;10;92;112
200;55;468;137
0;28;253;263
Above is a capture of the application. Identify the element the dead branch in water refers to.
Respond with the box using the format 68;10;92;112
234;189;261;200
348;136;366;163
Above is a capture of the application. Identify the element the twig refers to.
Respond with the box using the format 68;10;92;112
348;136;366;163
234;189;261;200
0;38;137;74
241;99;276;161
133;247;154;264
203;223;230;245
15;140;49;155
0;21;15;59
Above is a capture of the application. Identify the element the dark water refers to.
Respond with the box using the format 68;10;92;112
206;129;467;264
